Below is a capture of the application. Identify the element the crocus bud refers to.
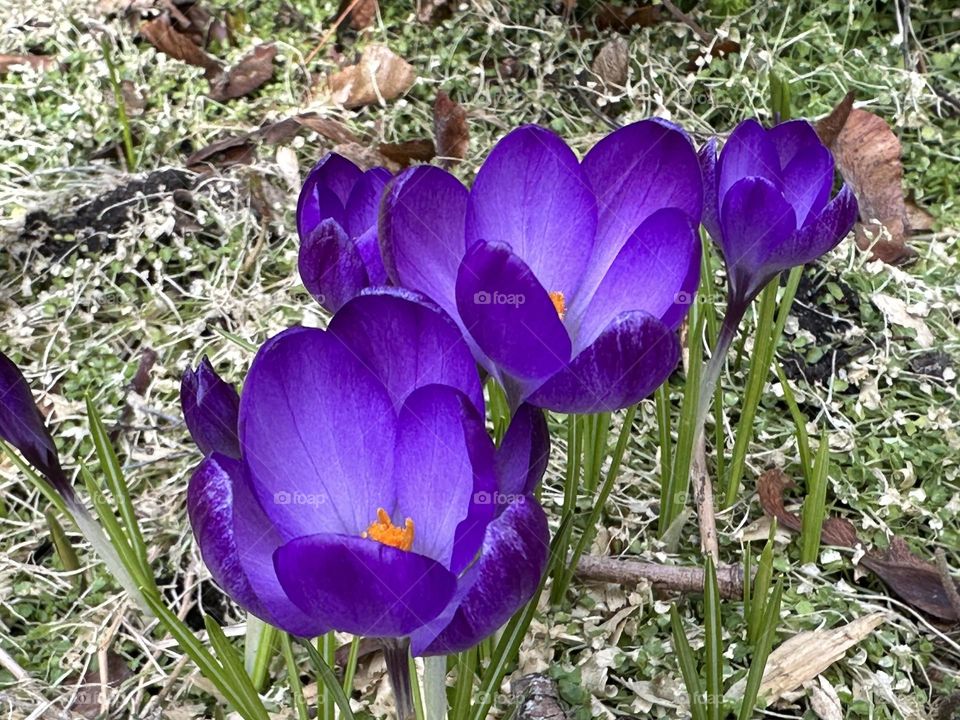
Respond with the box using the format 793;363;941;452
180;357;240;459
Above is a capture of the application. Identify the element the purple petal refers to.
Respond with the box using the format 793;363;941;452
699;137;722;243
354;226;388;286
718;176;797;301
380;166;468;320
780;144;834;226
188;453;327;637
757;184;858;274
569;208;699;351
495;403;550;498
455;240;572;381
274;534;457;637
298;218;369;313
238;327;396;541
411;496;549;656
297;153;363;239
393;385;496;574
578;119;702;301
526;311;680;413
717;119;783;203
345;167;392;240
180;357;240;459
767;119;825;170
0;350;70;497
328;288;484;412
465;125;596;298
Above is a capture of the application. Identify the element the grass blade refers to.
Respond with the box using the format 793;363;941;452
661;300;705;534
738;580;783;720
703;557;722;720
775;361;812;478
747;529;775;646
800;430;831;564
281;633;309;720
297;637;357;720
670;605;706;720
85;397;149;572
655;385;672;491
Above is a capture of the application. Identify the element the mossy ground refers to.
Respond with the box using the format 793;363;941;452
1;1;958;718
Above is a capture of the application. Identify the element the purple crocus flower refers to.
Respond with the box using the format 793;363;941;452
296;153;392;313
180;357;240;459
183;288;550;655
379;120;704;414
699;118;858;310
0;350;72;500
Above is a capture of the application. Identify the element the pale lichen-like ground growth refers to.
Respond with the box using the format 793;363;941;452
1;0;958;718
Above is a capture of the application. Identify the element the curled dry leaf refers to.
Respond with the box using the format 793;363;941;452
870;293;934;348
140;14;222;79
592;36;630;87
758;469;959;622
209;43;276;102
378;139;436;167
433;91;468;166
0;54;57;75
327;44;416;108
817;97;918;265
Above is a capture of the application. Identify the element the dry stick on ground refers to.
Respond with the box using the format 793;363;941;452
576;555;744;599
509;674;567;720
935;549;960;622
691;432;719;561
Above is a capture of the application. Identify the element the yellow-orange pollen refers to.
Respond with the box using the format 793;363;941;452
362;508;415;551
549;291;566;320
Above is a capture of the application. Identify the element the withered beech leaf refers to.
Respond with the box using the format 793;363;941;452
592;36;630;87
819;101;917;266
209;43;277;102
140;15;223;79
758;468;959;622
185;135;256;170
328;44;416;109
433;91;468;166
0;54;57;75
378;139;436;167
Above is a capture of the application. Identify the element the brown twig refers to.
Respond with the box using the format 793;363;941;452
934;549;960;623
659;0;712;44
576;555;744;599
691;431;720;561
509;674;567;720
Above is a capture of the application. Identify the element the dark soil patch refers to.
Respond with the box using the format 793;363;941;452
20;169;193;257
781;265;869;386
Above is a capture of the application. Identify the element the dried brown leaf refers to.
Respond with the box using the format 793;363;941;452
257;114;359;146
185;135;255;170
208;43;276;102
0;54;56;74
433;91;468;166
339;0;379;30
592;36;629;87
758;468;959;622
378;139;436;167
814;90;855;147
595;2;660;32
827;107;916;265
327;44;416;108
140;15;222;79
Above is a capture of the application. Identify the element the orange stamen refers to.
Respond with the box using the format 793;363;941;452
362;508;415;551
549;291;566;320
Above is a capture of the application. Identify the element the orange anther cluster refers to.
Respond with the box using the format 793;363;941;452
549;291;566;320
362;508;415;551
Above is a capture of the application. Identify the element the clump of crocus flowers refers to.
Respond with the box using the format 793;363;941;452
0;112;857;720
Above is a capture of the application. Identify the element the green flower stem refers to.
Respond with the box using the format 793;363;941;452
383;638;416;720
